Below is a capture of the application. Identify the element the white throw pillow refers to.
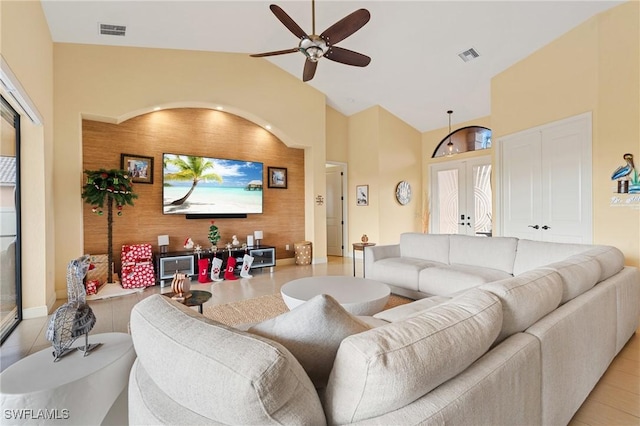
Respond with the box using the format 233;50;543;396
248;294;371;388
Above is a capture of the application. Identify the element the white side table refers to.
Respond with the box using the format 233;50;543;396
0;332;136;425
281;276;391;315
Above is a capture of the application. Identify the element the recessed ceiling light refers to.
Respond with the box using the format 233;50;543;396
265;125;272;130
458;48;480;62
216;106;224;111
153;107;161;111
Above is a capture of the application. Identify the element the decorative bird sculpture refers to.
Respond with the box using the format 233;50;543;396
45;255;100;362
611;153;635;180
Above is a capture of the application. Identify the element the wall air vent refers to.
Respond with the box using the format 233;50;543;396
458;48;480;62
99;23;126;36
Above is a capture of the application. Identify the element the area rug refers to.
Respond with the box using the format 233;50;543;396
203;293;412;327
86;283;144;301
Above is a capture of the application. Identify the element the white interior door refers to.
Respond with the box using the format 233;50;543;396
498;113;592;243
430;157;492;236
326;165;344;256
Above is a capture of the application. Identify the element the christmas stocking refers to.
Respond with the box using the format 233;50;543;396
210;257;223;282
240;254;254;278
224;257;238;280
198;258;210;283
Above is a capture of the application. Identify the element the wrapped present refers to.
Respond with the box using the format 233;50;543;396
121;262;155;288
85;279;100;295
121;244;155;288
86;254;109;284
122;244;153;263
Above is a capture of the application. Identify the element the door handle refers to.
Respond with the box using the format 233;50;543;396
541;225;551;230
528;225;540;229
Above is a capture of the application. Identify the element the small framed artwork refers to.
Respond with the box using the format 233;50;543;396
121;153;154;184
356;185;369;206
268;167;288;189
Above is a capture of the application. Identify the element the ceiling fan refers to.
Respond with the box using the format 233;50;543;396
250;0;371;82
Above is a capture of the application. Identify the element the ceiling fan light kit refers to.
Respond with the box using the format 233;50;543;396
251;0;371;82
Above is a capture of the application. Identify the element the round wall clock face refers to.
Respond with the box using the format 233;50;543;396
395;181;412;205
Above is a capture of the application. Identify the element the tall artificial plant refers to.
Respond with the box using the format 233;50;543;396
81;169;137;283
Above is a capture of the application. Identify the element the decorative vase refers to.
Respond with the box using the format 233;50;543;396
171;273;191;301
361;234;369;243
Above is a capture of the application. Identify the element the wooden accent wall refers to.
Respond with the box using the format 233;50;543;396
82;108;304;273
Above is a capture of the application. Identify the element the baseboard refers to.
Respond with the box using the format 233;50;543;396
22;305;49;319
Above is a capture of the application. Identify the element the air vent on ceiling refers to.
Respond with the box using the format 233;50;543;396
458;48;480;62
99;23;126;37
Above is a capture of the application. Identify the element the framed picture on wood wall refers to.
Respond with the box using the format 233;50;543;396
268;167;287;189
121;153;154;184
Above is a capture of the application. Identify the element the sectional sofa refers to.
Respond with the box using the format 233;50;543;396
128;234;639;425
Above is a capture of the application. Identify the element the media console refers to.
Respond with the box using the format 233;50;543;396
155;246;276;286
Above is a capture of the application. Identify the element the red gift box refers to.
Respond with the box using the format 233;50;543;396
121;262;155;288
121;244;155;289
85;279;100;295
122;244;153;263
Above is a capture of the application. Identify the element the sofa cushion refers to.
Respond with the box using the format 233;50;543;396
513;239;594;275
449;235;519;274
541;254;602;303
582;246;625;282
373;295;451;322
418;264;512;296
248;294;370;388
370;257;446;291
130;295;326;425
323;289;502;424
480;269;563;343
400;233;450;264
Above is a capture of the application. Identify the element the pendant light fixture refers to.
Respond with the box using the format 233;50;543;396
446;110;454;156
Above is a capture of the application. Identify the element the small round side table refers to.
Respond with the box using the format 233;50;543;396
352;242;376;277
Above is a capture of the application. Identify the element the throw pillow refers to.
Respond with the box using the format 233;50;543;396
248;294;371;388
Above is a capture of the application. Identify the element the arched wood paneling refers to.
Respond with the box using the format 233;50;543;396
82;108;304;274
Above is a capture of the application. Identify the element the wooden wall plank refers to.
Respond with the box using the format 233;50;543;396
82;108;304;273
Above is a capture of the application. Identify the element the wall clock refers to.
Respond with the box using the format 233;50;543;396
395;181;412;205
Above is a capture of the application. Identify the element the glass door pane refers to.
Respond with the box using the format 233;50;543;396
0;96;21;343
472;164;492;236
436;169;460;234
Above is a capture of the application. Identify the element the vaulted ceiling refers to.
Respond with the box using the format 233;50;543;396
41;1;623;131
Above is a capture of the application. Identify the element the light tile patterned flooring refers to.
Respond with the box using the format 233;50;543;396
1;256;638;425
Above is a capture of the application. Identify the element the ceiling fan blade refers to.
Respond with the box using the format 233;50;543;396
270;4;308;39
303;60;318;82
324;46;371;67
320;9;370;45
250;48;299;58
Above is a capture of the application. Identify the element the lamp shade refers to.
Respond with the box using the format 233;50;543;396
254;231;264;240
247;235;254;246
157;235;169;246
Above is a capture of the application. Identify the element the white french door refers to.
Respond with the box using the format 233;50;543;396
430;157;492;236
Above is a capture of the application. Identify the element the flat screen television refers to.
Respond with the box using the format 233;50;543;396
162;153;263;217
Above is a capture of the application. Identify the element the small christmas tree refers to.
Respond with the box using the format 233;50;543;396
81;169;137;284
208;220;221;247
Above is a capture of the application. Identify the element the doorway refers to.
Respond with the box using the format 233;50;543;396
429;156;492;236
326;163;346;256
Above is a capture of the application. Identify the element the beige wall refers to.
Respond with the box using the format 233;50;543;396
326;106;348;164
491;1;640;266
348;106;422;246
53;43;327;296
1;0;55;317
